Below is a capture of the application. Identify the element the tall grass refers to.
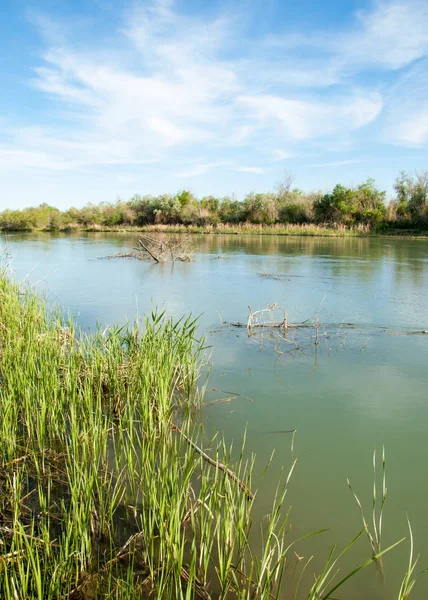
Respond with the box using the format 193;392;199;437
0;271;423;599
81;222;371;237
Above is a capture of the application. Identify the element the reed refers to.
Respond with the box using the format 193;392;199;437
84;222;370;237
0;271;423;599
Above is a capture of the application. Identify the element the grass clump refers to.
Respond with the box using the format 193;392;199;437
0;271;423;599
0;272;288;599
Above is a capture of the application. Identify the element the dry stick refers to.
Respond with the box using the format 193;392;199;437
180;566;212;600
211;389;254;402
0;550;26;564
386;330;428;335
204;396;237;406
265;429;296;434
139;235;164;247
0;526;50;546
170;423;254;500
76;532;213;600
229;321;313;330
231;564;277;600
138;239;160;263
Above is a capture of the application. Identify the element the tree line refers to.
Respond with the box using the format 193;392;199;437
1;171;427;232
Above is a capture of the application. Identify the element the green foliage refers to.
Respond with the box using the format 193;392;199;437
392;171;428;222
243;192;278;224
0;204;65;231
314;185;354;223
174;189;195;208
218;196;246;223
313;179;386;226
278;191;314;224
1;171;428;232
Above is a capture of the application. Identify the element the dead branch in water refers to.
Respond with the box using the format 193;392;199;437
98;251;147;261
98;235;194;262
216;304;352;359
386;330;428;335
247;303;288;333
170;423;254;500
137;234;194;263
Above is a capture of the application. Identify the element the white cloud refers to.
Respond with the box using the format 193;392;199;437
26;0;399;167
309;159;364;168
381;60;428;146
176;162;266;177
0;126;158;172
238;92;383;140
176;163;226;177
341;0;428;70
271;150;294;162
263;0;428;85
0;148;71;171
236;167;265;174
396;112;428;145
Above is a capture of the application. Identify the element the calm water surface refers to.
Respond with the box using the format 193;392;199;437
2;232;428;599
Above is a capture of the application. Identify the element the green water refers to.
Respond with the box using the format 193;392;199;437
2;232;428;599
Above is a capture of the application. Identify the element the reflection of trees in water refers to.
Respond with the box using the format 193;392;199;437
195;234;428;291
7;231;428;293
390;242;427;288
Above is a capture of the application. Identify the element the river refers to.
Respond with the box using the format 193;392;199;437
2;231;428;599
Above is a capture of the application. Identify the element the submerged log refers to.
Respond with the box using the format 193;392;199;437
386;330;428;335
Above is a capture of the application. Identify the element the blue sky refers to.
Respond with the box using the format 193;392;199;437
1;0;428;209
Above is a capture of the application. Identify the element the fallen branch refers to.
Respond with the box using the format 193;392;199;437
204;396;237;406
138;238;161;263
386;330;428;335
228;321;313;330
265;429;296;434
247;303;287;333
180;566;212;600
138;235;194;263
0;526;51;546
170;423;254;500
97;252;147;261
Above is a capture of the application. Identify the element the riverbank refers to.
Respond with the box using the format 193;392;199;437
3;222;428;239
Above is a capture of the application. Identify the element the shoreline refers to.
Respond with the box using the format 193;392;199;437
3;223;428;240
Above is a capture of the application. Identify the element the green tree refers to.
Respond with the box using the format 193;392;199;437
243;192;278;224
408;172;428;218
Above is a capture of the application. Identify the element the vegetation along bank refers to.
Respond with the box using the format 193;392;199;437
1;171;428;236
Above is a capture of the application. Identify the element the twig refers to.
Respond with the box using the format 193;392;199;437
170;423;254;500
138;238;160;263
180;566;212;600
204;396;237;406
265;429;296;434
386;330;428;335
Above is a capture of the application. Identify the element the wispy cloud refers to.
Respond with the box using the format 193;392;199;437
235;166;266;174
340;0;428;70
1;0;428;206
271;150;294;162
237;93;382;140
176;162;227;177
265;0;428;75
309;159;365;168
382;60;428;146
19;0;399;168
